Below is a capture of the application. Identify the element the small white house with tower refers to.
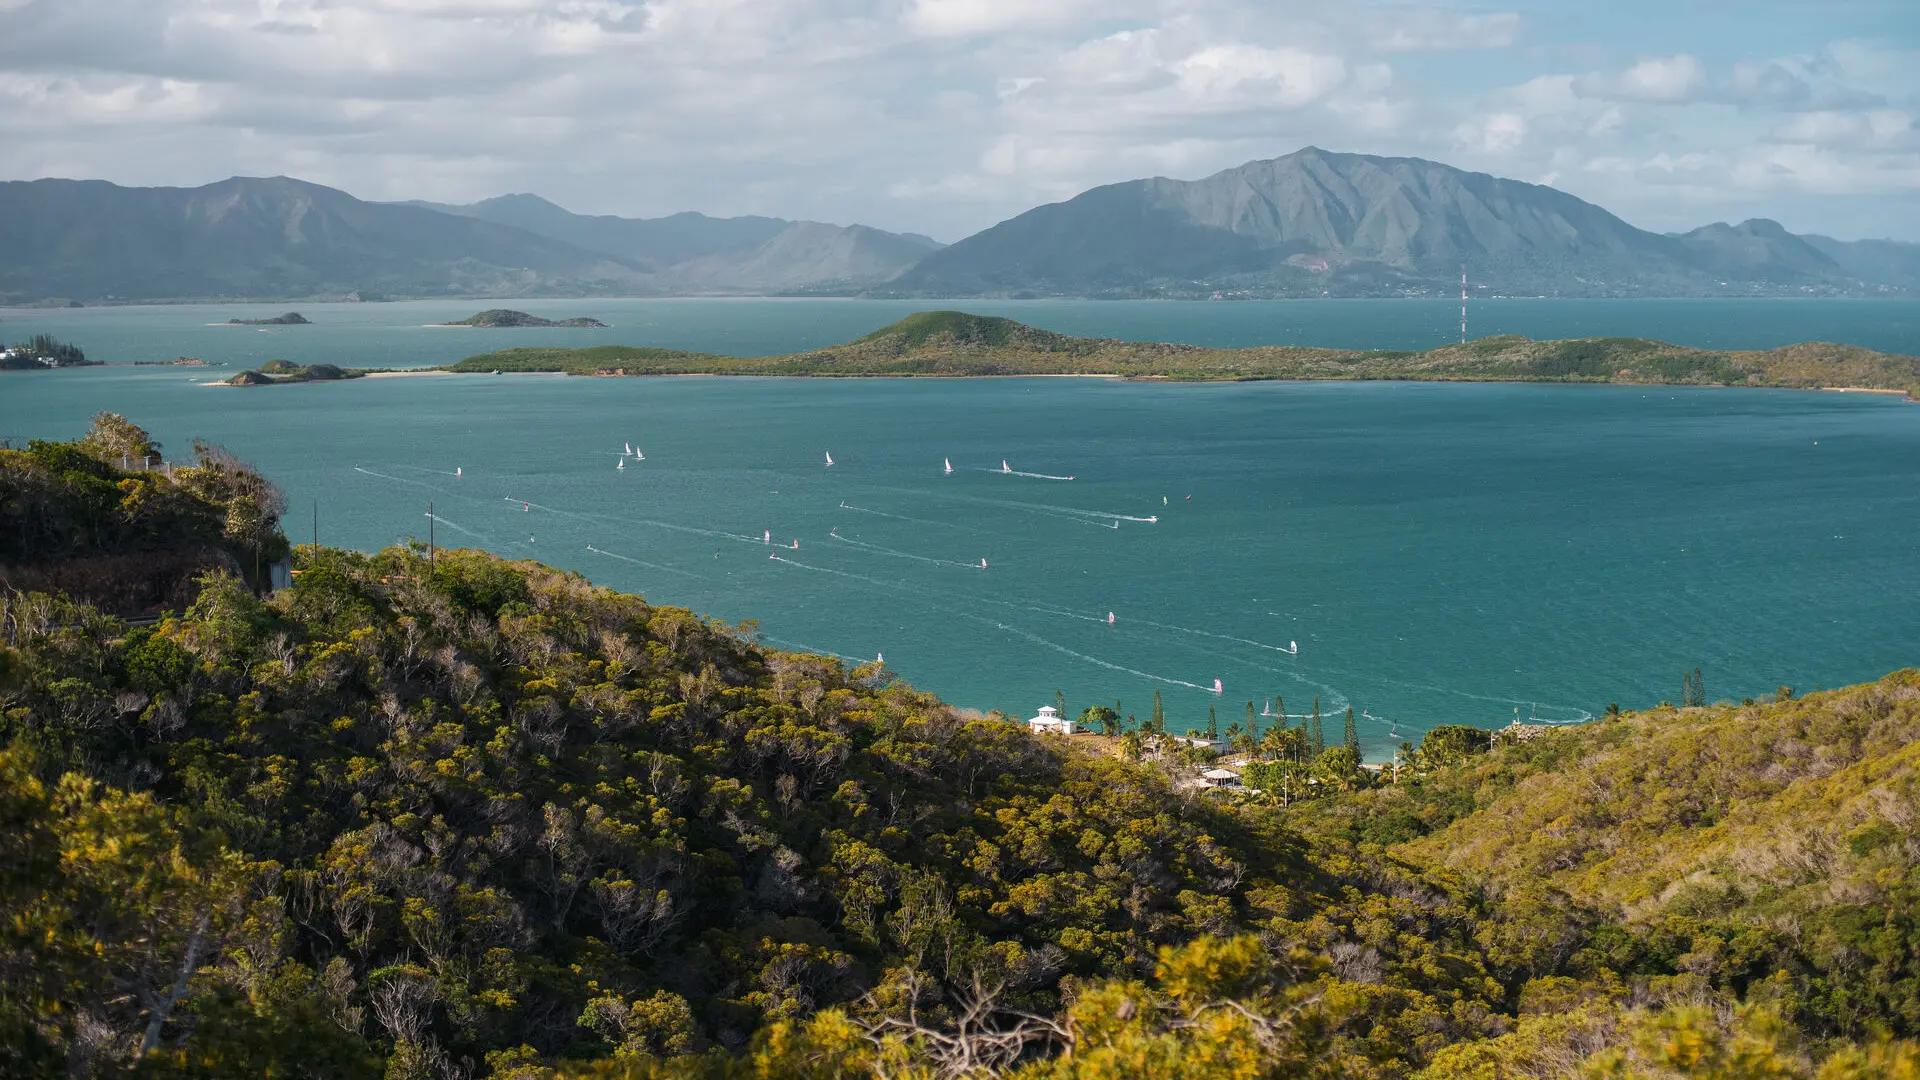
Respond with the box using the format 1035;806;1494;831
1027;705;1075;736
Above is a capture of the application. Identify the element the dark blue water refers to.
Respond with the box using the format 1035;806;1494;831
3;299;1916;756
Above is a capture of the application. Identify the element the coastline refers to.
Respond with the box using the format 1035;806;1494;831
280;367;1917;399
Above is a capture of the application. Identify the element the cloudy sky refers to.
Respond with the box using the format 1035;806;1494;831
1;0;1915;241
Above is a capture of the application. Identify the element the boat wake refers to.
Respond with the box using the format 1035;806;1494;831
830;529;985;569
915;490;1158;525
423;511;492;544
988;466;1076;481
988;622;1210;692
766;554;1211;692
584;544;703;579
354;466;438;489
836;502;974;532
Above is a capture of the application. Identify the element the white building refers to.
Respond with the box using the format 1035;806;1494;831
1027;705;1076;736
1199;768;1243;789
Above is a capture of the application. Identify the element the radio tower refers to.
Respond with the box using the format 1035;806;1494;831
1459;263;1468;344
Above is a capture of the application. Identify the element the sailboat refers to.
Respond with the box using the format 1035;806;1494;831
1001;459;1011;474
763;530;771;544
792;540;799;549
1147;515;1158;523
876;652;884;664
624;441;632;455
943;457;952;475
1212;678;1224;695
522;502;530;512
1261;699;1273;717
455;467;462;477
1288;640;1298;655
1107;612;1115;624
825;451;835;467
634;449;644;461
979;558;988;569
1163;496;1168;506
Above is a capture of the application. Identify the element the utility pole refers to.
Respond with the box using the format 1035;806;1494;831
312;500;318;552
428;501;435;571
1460;263;1468;344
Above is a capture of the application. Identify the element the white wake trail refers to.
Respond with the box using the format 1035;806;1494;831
584;544;703;579
830;530;984;569
766;555;1210;692
836;502;976;532
422;512;492;544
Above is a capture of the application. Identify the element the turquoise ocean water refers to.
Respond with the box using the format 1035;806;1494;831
2;298;1917;756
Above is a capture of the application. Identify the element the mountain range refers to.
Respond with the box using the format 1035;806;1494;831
406;194;943;292
1;149;1916;302
887;147;1919;298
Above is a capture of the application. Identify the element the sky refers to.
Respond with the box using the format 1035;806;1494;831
0;0;1916;242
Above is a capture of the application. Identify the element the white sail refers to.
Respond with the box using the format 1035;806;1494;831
624;442;632;455
1001;459;1011;473
1212;678;1223;695
764;530;771;544
455;467;462;477
616;459;625;470
944;457;952;474
1107;611;1115;624
635;450;644;460
980;558;988;569
1289;640;1298;654
825;451;835;466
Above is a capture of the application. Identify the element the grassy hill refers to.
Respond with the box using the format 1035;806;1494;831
3;421;1919;1078
443;311;1920;396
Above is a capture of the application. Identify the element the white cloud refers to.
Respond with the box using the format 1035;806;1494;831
1453;112;1526;153
0;0;1913;240
1579;54;1706;103
1374;11;1520;52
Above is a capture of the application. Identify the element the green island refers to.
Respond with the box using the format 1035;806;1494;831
2;414;1919;1078
0;333;94;370
224;359;371;385
443;308;609;328
446;310;1920;397
225;311;311;326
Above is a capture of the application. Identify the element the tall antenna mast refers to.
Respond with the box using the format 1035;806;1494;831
1460;263;1468;344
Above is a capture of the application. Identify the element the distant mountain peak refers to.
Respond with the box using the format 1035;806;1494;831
887;149;1887;299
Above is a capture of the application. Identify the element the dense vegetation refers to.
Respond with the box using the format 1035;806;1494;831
226;312;311;326
3;424;1920;1078
1;333;93;369
444;310;608;328
0;415;288;612
444;312;1920;396
226;361;368;385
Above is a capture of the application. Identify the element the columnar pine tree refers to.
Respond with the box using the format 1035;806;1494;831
1151;690;1165;733
1246;700;1257;738
1206;704;1218;740
1055;689;1066;717
1681;667;1706;708
1310;697;1324;757
1344;706;1359;755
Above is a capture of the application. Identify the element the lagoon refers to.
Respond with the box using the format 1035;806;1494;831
3;298;1918;755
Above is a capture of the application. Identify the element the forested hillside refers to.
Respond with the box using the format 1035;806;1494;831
0;415;288;613
446;311;1920;398
2;426;1919;1078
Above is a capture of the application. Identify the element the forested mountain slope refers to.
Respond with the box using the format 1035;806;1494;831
2;423;1919;1079
0;178;647;303
887;147;1869;298
414;194;942;292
